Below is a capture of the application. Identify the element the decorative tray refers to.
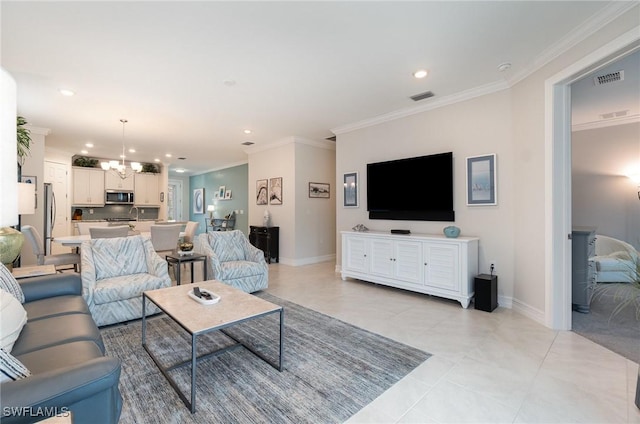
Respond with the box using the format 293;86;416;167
178;250;194;256
187;289;220;305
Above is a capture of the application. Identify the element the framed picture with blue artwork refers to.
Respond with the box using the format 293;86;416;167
193;188;204;214
466;154;497;206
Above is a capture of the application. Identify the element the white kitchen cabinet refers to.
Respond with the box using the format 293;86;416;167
104;170;134;190
341;231;478;308
134;173;160;206
72;167;105;206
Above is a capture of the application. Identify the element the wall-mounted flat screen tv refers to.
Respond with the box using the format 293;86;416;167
367;152;454;221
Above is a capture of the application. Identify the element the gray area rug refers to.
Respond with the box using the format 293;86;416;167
572;283;640;364
101;292;431;423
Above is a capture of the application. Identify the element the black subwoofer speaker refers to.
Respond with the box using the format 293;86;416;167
474;274;498;312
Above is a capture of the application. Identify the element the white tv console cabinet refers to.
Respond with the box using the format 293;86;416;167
341;231;479;308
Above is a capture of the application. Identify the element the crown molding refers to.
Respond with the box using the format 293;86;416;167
332;80;509;135
332;2;638;137
24;125;50;136
572;114;640;132
191;160;248;177
508;2;639;87
244;136;334;155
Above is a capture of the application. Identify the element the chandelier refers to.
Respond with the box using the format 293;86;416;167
101;119;142;179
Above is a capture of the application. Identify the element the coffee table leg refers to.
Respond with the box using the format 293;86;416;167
190;261;195;284
176;262;181;286
191;333;197;413
142;294;147;344
279;308;284;371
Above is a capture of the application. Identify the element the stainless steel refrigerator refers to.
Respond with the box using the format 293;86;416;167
43;182;56;255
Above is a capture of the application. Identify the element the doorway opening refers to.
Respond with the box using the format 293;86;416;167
167;179;183;222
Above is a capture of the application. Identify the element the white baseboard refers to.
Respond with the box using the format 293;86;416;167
278;254;336;267
497;295;513;309
511;298;546;325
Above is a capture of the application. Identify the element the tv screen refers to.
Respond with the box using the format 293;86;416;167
367;152;454;221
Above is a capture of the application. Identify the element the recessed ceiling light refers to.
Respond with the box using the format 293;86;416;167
85;142;93;148
243;129;252;134
80;150;88;154
120;154;126;159
175;169;185;173
154;158;160;162
413;69;428;79
223;80;236;87
128;148;136;153
59;88;75;96
165;153;172;158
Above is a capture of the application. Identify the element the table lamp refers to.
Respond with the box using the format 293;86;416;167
207;204;215;219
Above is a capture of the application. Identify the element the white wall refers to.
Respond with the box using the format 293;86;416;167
572;122;640;248
336;90;516;302
294;141;336;264
248;137;336;265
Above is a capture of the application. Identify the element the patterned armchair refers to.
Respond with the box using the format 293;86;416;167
80;235;171;326
195;230;268;293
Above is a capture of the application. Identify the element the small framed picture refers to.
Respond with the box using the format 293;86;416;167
256;179;268;205
224;190;232;200
214;192;220;200
309;182;330;198
343;172;358;207
466;154;497;206
218;186;226;199
269;177;283;205
193;188;204;214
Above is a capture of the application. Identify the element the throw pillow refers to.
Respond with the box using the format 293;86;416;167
0;347;31;383
0;263;25;303
0;289;28;352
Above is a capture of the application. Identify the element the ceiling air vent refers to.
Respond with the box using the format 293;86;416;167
326;135;336;142
410;91;434;102
593;70;624;86
241;141;255;146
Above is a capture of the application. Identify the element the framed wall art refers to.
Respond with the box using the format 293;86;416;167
269;177;283;205
218;186;226;199
256;179;268;205
193;188;204;214
343;172;358;207
309;182;330;198
224;190;232;200
466;154;497;206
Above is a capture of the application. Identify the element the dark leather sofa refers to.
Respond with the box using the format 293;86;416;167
1;273;122;423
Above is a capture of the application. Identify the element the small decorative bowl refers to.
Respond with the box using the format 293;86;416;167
443;226;461;238
179;242;193;252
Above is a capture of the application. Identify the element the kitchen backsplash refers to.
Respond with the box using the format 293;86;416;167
71;205;159;221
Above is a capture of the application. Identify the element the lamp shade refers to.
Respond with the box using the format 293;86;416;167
0;68;18;227
207;205;215;212
17;182;35;215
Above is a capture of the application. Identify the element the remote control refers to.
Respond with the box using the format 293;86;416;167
201;291;212;300
193;287;202;298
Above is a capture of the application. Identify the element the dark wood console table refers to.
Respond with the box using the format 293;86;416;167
249;226;279;263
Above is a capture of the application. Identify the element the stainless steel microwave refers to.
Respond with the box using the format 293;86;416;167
105;190;134;205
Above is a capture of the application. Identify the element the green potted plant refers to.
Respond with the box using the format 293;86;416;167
17;116;31;165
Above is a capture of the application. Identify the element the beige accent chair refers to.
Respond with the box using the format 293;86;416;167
150;224;182;255
21;225;80;271
89;226;130;239
183;221;199;243
76;221;109;235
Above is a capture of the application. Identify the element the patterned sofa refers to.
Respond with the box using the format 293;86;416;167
195;230;268;293
81;235;171;326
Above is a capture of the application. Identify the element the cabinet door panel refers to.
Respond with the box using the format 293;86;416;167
394;240;423;284
344;237;368;272
425;243;459;291
369;239;394;277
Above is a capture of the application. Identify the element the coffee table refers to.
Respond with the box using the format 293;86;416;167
142;281;284;413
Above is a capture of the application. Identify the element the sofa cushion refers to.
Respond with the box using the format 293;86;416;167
220;261;266;279
0;290;27;352
0;263;24;303
16;341;103;375
0;347;31;383
23;295;90;321
92;236;148;280
92;274;169;305
594;256;635;272
11;314;104;356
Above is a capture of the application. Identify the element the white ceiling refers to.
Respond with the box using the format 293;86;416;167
1;1;634;175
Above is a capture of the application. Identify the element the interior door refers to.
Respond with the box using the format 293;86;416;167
44;161;70;255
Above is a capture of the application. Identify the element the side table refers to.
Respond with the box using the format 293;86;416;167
165;252;207;285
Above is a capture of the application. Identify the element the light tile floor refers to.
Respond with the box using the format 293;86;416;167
182;260;639;423
268;262;638;424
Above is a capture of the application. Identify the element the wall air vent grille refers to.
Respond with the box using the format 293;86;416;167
326;135;336;142
593;70;624;86
410;91;434;101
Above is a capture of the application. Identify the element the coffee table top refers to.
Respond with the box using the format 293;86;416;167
144;280;281;334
